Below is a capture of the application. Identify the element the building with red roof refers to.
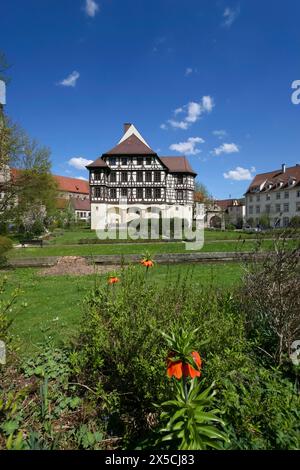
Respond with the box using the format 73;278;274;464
245;164;300;227
9;169;91;221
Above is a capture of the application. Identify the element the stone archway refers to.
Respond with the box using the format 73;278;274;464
209;215;222;229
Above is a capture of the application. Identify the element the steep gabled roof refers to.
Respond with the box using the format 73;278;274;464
118;123;151;148
104;133;156;155
160;156;197;176
86;124;197;174
246;165;300;194
54;175;89;194
86;158;108;169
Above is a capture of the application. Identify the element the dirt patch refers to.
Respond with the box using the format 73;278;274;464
38;256;119;276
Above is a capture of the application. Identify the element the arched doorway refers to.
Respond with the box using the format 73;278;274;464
210;215;222;229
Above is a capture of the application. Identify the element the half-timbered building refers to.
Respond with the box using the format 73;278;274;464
86;124;197;230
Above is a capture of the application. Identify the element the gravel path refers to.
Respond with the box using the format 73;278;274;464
38;256;119;276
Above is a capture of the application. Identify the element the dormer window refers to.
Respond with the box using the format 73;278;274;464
146;157;152;165
288;177;296;186
110;157;116;166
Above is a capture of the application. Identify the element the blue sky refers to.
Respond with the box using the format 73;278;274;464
1;0;300;198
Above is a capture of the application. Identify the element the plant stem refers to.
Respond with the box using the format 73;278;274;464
183;375;188;402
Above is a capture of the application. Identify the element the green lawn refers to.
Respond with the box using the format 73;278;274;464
4;263;243;356
8;240;278;259
47;228;255;245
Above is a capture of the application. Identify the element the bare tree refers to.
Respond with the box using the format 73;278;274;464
241;230;300;365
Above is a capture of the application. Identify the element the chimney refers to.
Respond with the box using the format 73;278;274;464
282;163;286;173
123;123;132;134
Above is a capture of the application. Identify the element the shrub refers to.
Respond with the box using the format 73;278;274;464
240;233;300;365
31;219;45;236
210;362;300;449
0;236;13;256
74;266;300;449
225;223;236;231
0;236;13;266
290;216;300;228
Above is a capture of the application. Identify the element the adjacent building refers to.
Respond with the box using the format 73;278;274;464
9;170;91;221
86;124;196;230
214;198;245;228
54;175;89;201
245;164;300;227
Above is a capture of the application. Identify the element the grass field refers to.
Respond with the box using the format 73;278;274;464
4;263;243;356
46;228;257;245
8;239;279;259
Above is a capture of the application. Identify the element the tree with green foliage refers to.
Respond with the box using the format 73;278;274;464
258;213;271;229
0;51;57;234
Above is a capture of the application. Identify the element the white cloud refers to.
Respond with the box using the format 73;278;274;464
185;67;193;76
77;176;89;181
164;96;214;130
224;166;255;181
168;119;189;130
84;0;99;17
213;129;227;139
68;157;93;170
169;137;205;155
213;142;239;156
202;96;214;113
160;123;168;130
174;107;184;115
58;71;80;88
223;6;240;28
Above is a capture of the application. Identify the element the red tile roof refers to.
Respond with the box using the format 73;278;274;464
10;169;89;194
214;199;245;210
104;134;156;155
53;175;89;194
246;165;300;194
70;198;91;211
160;156;197;176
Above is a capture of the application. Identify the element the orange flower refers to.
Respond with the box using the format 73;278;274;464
108;276;119;285
167;351;202;379
141;259;154;268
